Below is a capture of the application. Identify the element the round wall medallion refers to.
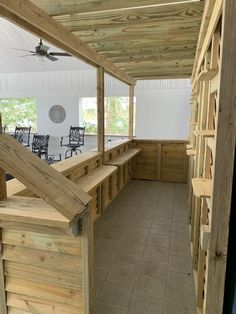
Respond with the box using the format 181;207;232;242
49;105;66;124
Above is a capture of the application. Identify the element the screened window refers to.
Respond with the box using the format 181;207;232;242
80;96;134;136
0;97;37;132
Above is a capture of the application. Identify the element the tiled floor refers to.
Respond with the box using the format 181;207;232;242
93;180;196;314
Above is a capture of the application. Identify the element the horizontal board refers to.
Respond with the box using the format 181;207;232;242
2;229;82;255
6;277;83;307
4;261;82;289
7;293;80;314
3;245;82;273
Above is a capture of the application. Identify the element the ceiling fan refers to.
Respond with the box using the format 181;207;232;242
13;39;72;62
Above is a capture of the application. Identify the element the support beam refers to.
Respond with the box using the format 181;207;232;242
0;114;7;314
129;85;134;139
0;0;135;85
205;0;236;312
97;67;105;153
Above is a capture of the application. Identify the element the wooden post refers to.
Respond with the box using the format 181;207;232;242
97;66;105;153
205;0;236;313
0;113;7;314
129;85;134;139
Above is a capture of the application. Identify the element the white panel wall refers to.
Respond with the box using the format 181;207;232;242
0;70;191;143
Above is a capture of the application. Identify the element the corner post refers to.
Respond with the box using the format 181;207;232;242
97;67;105;153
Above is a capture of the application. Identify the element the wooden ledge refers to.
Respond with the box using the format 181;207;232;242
105;148;141;166
194;130;215;137
0;196;72;229
192;178;212;198
197;68;218;82
186;149;196;156
75;165;117;192
186;144;193;149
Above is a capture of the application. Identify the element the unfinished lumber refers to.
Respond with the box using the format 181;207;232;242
192;178;212;198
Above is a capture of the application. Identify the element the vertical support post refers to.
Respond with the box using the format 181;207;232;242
205;0;236;312
129;85;134;139
97;66;105;153
0;113;7;314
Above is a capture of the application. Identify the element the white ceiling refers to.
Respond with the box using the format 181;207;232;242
0;18;93;73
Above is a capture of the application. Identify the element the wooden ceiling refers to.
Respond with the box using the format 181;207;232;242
30;0;204;80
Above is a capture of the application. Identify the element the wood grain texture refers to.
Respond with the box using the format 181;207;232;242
133;140;188;183
205;0;236;312
31;0;199;16
0;134;91;221
97;66;105;153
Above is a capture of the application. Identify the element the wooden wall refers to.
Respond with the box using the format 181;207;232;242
133;140;188;183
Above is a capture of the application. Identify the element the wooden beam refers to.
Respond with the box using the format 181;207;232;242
30;0;201;16
0;114;7;314
0;0;135;85
97;67;105;153
0;134;91;221
205;0;236;312
192;0;223;85
129;85;134;139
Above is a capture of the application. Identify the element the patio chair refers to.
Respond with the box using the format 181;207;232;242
32;134;50;161
14;126;31;147
60;126;85;159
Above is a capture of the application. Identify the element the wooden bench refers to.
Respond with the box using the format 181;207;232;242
7;152;118;222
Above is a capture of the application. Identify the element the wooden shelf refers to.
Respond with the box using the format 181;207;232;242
105;148;141;166
194;130;215;137
186;149;196;156
197;68;218;82
192;178;212;198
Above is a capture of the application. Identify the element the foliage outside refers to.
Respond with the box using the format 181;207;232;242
80;96;130;135
0;97;37;132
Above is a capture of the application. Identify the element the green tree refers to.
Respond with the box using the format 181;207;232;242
0;97;37;132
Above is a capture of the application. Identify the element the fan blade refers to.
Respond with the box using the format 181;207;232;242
47;54;58;62
49;52;72;57
11;48;35;53
19;54;36;57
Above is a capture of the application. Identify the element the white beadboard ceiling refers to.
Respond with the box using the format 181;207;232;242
0;17;93;73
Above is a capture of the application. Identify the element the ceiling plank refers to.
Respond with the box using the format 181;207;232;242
73;24;200;44
0;0;135;85
30;0;202;16
53;2;203;31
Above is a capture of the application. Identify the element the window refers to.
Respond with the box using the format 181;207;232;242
80;96;134;136
0;97;37;132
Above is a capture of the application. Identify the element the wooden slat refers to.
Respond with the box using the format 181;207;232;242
105;148;141;166
2;230;82;255
4;261;82;290
129;85;134;139
5;277;83;307
53;2;203;31
192;178;212;198
7;293;80;314
97;66;105;153
0;134;91;221
3;245;82;273
31;0;199;16
0;0;135;85
194;129;215;137
186;149;196;156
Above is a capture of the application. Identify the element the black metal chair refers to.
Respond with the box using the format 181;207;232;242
32;134;50;161
14;126;31;147
60;126;85;159
1;126;6;133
